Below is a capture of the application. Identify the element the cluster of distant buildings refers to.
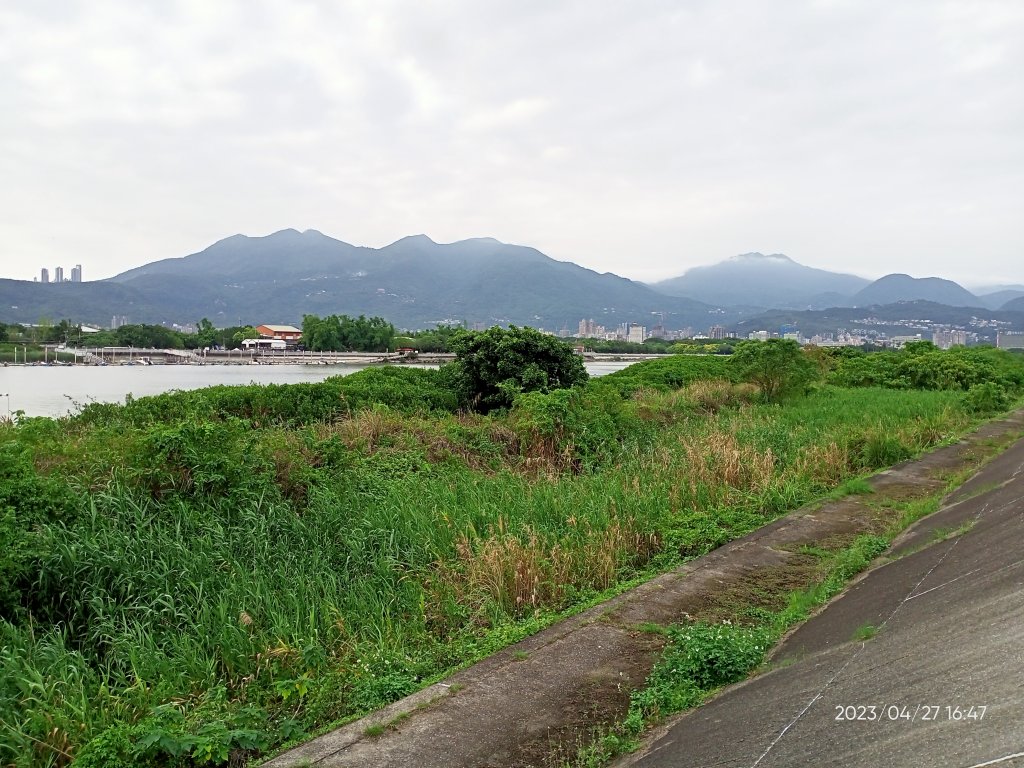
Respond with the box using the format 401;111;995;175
575;319;654;343
37;265;82;283
740;328;1024;350
571;316;1024;351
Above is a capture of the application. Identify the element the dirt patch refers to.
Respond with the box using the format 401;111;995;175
689;554;822;624
533;633;665;768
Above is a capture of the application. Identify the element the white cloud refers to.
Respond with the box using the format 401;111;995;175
0;0;1021;285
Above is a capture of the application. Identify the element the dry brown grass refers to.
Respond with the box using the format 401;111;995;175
794;441;852;485
677;427;776;500
685;379;759;413
445;519;659;619
309;410;580;476
632;380;761;425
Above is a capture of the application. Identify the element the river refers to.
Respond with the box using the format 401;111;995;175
0;361;637;418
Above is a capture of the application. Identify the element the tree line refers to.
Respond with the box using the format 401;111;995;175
300;314;395;352
0;318;261;350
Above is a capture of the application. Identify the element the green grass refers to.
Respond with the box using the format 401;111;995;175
558;420;1024;768
1;351;1022;767
834;477;875;497
852;624;879;642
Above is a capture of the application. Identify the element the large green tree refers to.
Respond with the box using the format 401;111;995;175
730;339;817;402
448;325;588;412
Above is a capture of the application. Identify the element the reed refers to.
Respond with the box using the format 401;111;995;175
0;353;1017;766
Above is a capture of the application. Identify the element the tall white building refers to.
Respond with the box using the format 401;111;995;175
54;266;64;282
40;268;49;283
932;329;967;349
71;264;82;282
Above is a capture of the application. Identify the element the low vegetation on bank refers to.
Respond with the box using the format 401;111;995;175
1;336;1022;766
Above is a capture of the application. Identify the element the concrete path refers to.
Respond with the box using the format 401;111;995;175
622;423;1024;768
265;411;1024;768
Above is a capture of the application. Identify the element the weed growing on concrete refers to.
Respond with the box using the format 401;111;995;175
852;624;879;642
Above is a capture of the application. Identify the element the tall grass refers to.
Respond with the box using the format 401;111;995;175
0;355;1008;766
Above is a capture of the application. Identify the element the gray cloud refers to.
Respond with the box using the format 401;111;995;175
1;0;1021;285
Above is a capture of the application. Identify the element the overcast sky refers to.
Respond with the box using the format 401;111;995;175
1;1;1021;286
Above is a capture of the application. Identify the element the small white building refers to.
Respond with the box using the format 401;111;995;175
242;338;287;351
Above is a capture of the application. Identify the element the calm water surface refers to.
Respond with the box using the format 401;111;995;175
0;361;636;418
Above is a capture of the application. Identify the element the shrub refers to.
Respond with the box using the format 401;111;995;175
448;326;588;413
962;382;1010;414
730;340;818;402
598;355;733;397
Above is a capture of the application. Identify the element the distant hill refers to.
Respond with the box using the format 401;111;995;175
735;300;1024;340
650;253;870;309
0;279;187;327
852;274;982;308
1002;296;1024;313
0;230;731;330
979;289;1024;310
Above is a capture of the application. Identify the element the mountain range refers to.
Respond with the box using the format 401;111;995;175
0;230;730;330
652;253;1023;311
1;231;1021;332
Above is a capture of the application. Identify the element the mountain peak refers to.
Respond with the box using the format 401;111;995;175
730;252;795;264
391;234;436;246
651;252;869;309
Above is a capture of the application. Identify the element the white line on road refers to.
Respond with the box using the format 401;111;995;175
747;493;1013;767
962;750;1024;767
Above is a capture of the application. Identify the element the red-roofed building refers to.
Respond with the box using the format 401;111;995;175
256;324;302;342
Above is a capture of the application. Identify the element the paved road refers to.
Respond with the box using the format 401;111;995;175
623;437;1024;768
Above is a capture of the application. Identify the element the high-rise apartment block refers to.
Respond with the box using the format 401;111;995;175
40;268;49;283
577;319;606;338
932;329;967;350
54;266;64;282
627;325;647;343
708;325;727;340
71;264;82;282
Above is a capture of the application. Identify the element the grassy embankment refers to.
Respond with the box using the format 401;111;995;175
1;348;1023;766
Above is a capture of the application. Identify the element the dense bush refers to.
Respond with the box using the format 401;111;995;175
448;325;588;412
730;339;818;402
596;354;733;396
73;366;461;429
830;345;1024;395
0;442;87;619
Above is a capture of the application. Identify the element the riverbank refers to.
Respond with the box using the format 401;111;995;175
0;360;637;418
3;349;672;366
3;348;1022;767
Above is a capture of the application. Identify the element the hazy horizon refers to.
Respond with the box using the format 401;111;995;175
2;2;1021;287
4;226;1024;291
